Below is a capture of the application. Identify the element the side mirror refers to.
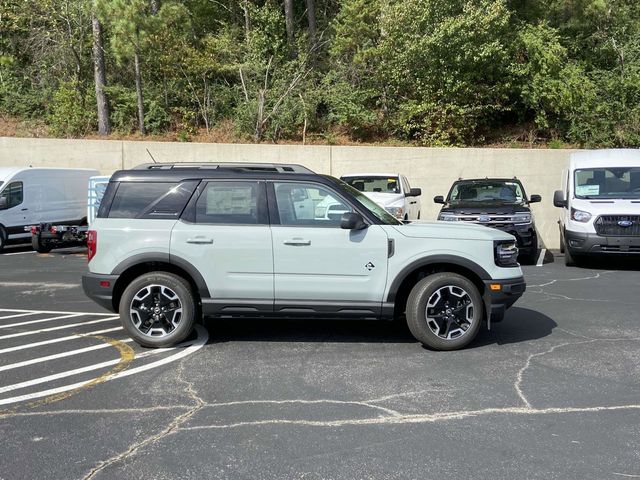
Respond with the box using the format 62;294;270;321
529;194;542;203
340;212;367;230
433;195;445;204
0;197;7;210
406;188;422;197
553;190;566;208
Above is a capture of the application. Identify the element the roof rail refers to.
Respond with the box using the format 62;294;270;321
132;162;314;174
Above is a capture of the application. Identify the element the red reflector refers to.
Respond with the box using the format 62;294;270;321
30;226;37;234
99;281;110;288
87;230;97;262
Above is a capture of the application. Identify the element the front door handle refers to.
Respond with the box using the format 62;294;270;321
21;208;28;211
186;237;213;245
283;238;311;246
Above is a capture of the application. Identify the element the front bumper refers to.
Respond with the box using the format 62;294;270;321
565;231;640;255
483;276;526;323
82;273;119;312
493;224;537;254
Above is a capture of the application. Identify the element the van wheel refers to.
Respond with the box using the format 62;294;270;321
406;273;483;351
0;227;6;253
564;244;582;267
32;234;52;253
119;272;197;348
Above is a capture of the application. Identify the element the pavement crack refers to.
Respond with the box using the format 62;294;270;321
83;361;205;480
528;271;616;288
515;339;599;408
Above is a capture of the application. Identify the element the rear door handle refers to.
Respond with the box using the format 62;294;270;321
283;239;311;246
186;237;213;245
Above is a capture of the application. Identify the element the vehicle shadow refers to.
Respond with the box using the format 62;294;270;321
471;307;556;348
205;306;556;348
567;255;640;271
207;316;417;344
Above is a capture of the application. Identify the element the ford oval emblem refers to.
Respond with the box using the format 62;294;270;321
618;220;633;228
478;215;491;223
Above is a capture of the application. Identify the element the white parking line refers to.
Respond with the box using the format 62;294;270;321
0;339;134;373
1;251;35;256
0;312;38;320
0;313;83;330
0;308;114;316
0;348;165;394
536;248;547;267
0;326;208;406
0;317;118;340
0;326;123;354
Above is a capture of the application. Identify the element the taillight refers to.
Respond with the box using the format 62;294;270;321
87;230;97;262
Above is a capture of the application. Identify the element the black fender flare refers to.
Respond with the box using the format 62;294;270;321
111;253;210;299
386;254;491;303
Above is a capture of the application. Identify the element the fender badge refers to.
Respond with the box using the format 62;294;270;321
365;262;375;271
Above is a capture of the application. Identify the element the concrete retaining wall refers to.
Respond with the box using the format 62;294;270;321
0;137;576;249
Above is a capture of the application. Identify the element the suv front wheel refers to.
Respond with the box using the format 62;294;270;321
119;272;197;348
406;273;483;351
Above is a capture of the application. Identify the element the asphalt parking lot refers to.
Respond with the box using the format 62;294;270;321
0;245;639;480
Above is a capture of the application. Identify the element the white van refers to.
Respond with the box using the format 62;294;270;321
553;150;640;265
0;167;99;252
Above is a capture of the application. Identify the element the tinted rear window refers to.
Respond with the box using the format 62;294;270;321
106;181;198;219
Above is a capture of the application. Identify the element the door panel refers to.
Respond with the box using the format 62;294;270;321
270;182;389;305
170;181;273;303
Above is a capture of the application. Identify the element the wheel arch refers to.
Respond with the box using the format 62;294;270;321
387;256;489;318
111;253;209;312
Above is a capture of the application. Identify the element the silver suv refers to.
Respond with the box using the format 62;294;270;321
83;163;526;351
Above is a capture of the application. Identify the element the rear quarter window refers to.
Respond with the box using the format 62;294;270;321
104;181;198;219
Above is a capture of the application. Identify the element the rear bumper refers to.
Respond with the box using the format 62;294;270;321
82;273;119;312
483;276;526;323
566;230;640;255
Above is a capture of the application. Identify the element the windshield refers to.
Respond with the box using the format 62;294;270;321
448;180;525;204
342;176;401;194
329;177;402;225
574;167;640;199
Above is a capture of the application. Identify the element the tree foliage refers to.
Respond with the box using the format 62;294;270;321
1;0;639;146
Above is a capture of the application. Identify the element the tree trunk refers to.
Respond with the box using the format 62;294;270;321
284;0;294;45
242;0;251;40
134;48;146;136
306;0;316;48
150;0;160;15
92;16;110;135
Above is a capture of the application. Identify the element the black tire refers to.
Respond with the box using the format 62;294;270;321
31;234;52;253
559;230;565;254
406;272;483;351
564;244;582;267
0;227;6;254
119;272;197;348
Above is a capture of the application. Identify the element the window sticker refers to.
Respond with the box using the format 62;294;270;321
576;184;600;196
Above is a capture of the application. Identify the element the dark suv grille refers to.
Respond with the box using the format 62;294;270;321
594;216;640;237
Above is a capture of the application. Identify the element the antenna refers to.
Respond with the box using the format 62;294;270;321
146;149;158;164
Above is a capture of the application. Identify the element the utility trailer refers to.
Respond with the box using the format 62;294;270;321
29;175;110;253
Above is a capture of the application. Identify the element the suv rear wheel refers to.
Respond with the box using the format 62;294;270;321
119;272;197;348
406;273;483;351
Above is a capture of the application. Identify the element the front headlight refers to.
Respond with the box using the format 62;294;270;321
385;206;404;219
438;213;459;221
571;208;592;223
495;241;519;267
513;212;532;225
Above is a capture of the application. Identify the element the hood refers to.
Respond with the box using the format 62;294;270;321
442;202;529;214
392;221;515;242
363;192;405;207
571;198;640;216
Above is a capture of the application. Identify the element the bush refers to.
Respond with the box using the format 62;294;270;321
48;81;96;137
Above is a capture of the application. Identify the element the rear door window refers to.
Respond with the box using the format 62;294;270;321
106;181;198;219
